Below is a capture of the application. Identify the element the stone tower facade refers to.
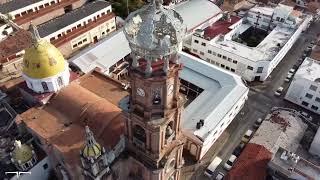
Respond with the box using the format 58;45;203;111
123;0;187;179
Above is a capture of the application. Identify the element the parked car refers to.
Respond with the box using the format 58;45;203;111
215;172;225;180
289;68;296;74
233;142;246;156
285;73;293;82
224;154;237;171
204;156;222;177
301;111;312;120
253;118;263;129
241;129;253;143
274;87;284;96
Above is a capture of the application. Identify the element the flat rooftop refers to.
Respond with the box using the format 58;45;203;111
180;52;248;140
203;16;241;40
207;22;295;62
294;57;320;82
270;147;320;179
37;0;111;37
173;0;221;32
0;0;41;14
250;6;274;16
250;109;307;155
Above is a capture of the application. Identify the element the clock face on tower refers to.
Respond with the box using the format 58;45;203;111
136;88;145;97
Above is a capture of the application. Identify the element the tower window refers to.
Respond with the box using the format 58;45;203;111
133;125;146;144
43;163;48;170
152;88;161;105
42;82;48;91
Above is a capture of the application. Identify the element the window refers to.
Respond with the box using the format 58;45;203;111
200;51;204;55
310;85;317;91
311;105;319;111
194;40;199;44
221;64;225;68
301;101;309;106
42;82;48;91
257;67;263;73
315;97;320;102
212;52;216;56
305;93;313;99
226;66;230;70
215;62;220;66
206;58;211;62
50;37;55;42
102;12;105;16
193;49;197;53
222;56;227;60
111;26;115;29
57;34;62;38
201;42;206;46
133;125;146;143
77;24;81;28
247;66;253;70
107;9;111;13
217;54;222;58
227;57;232;62
43;163;48;170
231;68;235;72
67;29;71;33
57;77;63;87
73;44;77;48
208;50;212;54
233;60;237;64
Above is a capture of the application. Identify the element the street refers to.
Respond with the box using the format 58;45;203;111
181;20;320;180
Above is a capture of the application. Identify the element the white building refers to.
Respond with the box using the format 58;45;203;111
70;30;249;161
309;127;320;157
285;57;320;114
189;4;312;81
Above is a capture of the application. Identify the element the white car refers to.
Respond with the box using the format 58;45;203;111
204;156;222;177
224;154;237;171
285;74;293;82
289;68;296;74
274;87;284;96
241;129;253;143
215;172;225;180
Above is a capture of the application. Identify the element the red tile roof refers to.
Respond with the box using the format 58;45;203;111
226;143;272;180
204;16;241;40
20;81;125;171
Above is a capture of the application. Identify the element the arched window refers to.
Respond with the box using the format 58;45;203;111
165;122;174;139
41;82;48;91
152;88;161;105
57;77;63;87
133;125;146;143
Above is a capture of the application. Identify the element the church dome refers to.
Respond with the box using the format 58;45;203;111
123;0;186;58
82;126;102;158
12;140;33;164
83;144;102;158
23;25;66;79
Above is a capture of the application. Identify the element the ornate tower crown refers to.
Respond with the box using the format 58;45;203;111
123;0;186;74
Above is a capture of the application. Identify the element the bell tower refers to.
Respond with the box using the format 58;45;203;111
123;0;186;179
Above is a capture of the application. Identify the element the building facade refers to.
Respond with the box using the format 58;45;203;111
189;4;312;81
0;0;87;29
285;57;320;114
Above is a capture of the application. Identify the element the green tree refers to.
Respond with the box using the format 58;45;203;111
111;0;145;18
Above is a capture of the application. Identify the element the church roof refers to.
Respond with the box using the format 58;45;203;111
20;73;126;171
